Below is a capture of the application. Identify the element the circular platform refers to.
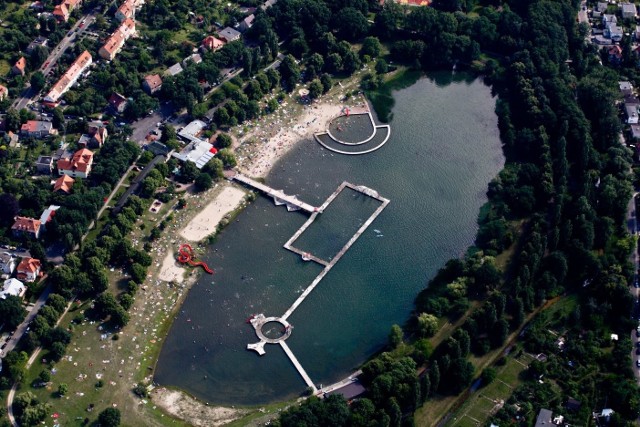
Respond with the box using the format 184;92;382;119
251;315;292;344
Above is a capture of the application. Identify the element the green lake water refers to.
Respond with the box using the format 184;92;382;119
154;72;505;405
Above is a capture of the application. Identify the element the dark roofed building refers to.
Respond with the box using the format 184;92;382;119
534;408;553;427
325;380;366;400
566;397;581;411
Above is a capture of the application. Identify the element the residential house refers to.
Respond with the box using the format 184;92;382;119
39;205;60;231
29;1;44;11
631;123;640;139
12;57;26;76
99;18;135;60
115;0;135;22
57;148;94;178
182;53;202;68
11;216;41;239
53;174;74;193
16;257;41;282
78;123;107;148
108;92;127;113
20;120;57;138
164;63;183;77
142;74;162;95
621;2;637;19
0;84;7;101
566;398;581;412
534;409;553;427
238;14;255;32
603;14;623;41
620;81;634;96
597;1;608;12
99;31;125;61
0;253;16;275
201;35;225;52
4;131;18;148
261;0;276;10
218;27;241;43
53;3;69;22
608;45;623;64
0;278;26;299
44;50;92;104
26;36;48;54
35;155;53;174
64;0;81;12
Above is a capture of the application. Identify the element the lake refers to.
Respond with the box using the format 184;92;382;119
154;72;505;405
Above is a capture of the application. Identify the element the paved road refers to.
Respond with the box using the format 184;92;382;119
12;11;98;111
1;281;52;357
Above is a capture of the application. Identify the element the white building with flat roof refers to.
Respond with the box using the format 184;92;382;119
0;278;26;299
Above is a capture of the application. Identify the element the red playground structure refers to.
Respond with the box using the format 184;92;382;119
177;244;214;274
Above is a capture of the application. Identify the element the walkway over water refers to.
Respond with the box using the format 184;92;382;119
246;180;389;391
230;172;320;213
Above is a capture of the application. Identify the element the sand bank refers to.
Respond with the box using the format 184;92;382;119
179;186;247;242
152;388;248;427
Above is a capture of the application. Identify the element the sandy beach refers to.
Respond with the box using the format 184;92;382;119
179;186;247;242
237;98;369;178
152;388;248;427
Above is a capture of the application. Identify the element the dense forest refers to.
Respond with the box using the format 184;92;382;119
268;0;640;425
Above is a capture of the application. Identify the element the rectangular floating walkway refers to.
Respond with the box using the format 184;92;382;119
281;182;390;321
233;173;319;213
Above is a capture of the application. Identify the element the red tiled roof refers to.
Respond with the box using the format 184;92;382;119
202;36;225;51
144;74;162;90
53;3;69;20
57;148;93;173
53;174;75;193
11;217;41;234
17;257;41;274
13;57;26;73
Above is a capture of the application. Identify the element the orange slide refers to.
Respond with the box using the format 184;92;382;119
177;244;214;274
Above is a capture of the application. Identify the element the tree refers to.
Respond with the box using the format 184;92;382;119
48;341;66;362
217;149;237;167
57;383;68;396
0;295;27;329
30;72;45;92
320;74;333;93
216;133;232;148
375;58;389;74
279;55;301;91
308;79;323;99
417;313;439;337
361;37;382;58
0;193;19;226
388;324;403;348
97;407;121;427
130;263;147;284
195;173;213;191
481;367;497;386
94;292;119;319
336;8;369;41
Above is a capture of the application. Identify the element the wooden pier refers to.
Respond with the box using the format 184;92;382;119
232;173;320;213
280;341;317;392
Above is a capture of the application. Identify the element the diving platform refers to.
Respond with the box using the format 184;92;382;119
231;173;320;213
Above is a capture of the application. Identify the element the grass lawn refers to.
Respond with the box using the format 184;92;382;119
0;59;11;76
445;353;532;427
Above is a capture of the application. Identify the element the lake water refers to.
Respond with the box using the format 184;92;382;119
154;72;505;406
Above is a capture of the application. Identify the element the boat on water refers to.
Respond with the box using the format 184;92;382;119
301;252;312;261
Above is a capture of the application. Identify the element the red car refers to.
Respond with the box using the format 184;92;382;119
43;61;49;68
